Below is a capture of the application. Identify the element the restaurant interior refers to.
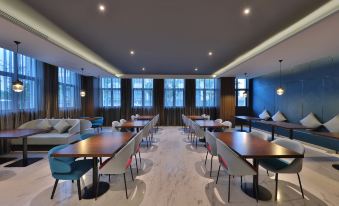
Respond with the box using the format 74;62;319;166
0;0;338;205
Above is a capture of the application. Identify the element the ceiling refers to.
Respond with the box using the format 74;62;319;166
22;0;327;75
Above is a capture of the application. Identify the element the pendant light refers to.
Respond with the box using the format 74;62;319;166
12;41;24;92
242;73;248;98
80;68;86;97
276;59;285;95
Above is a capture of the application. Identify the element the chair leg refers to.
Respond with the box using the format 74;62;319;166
135;154;139;174
228;175;231;203
267;170;269;176
210;155;213;177
77;179;82;200
216;164;221;184
240;176;242;187
130;165;134;181
139;151;141;165
275;173;278;201
123;173;128;199
205;151;208;165
297;173;305;199
254;176;258;203
50;179;59;199
109;174;111;182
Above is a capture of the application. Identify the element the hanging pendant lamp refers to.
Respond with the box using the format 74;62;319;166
276;59;285;95
80;68;86;97
12;41;24;92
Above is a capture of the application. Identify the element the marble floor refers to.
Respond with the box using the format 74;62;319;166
0;127;338;206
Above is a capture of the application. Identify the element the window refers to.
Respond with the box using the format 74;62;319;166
164;79;184;107
195;79;217;107
0;47;39;111
100;77;121;107
236;78;248;107
58;67;78;108
132;78;153;107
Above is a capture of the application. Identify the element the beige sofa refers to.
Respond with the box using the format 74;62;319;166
11;119;92;145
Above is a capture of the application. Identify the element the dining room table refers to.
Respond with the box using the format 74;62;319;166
186;115;206;120
259;120;313;141
212;131;304;201
0;128;51;167
116;120;150;132
195;120;226;131
134;115;154;121
51;132;136;199
234;116;263;132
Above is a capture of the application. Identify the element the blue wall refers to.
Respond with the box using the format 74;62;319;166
252;56;339;124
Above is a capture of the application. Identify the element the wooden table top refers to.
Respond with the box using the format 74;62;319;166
312;132;339;140
195;120;225;128
135;115;154;120
260;121;312;130
80;117;101;121
117;120;150;128
186;115;206;120
213;132;304;159
0;129;50;139
52;132;135;158
235;116;263;121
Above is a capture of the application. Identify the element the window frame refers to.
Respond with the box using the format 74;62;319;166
195;79;217;107
164;79;185;108
132;78;153;107
58;67;77;109
235;78;249;107
100;77;121;108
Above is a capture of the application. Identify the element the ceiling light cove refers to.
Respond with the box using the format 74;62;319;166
243;7;251;15
98;4;105;12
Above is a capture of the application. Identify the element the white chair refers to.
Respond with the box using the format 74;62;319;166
259;139;305;201
215;119;223;123
120;119;127;124
192;122;204;148
131;115;136;121
201;114;206;118
205;115;211;120
222;121;233;132
216;138;258;203
132;131;144;174
98;138;135;199
135;114;140;118
112;121;121;132
205;131;218;177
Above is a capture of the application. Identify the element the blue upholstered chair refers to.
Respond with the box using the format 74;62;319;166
91;117;104;131
48;145;93;200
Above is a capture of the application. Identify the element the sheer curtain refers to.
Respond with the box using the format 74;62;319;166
57;67;81;118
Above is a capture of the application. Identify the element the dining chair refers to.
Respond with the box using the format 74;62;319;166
135;114;140;118
112;121;121;132
91;117;104;132
131;115;136;121
98;138;135;199
205;131;218;177
258;138;305;201
48;145;93;200
215;119;223;123
120;119;127;124
133;131;144;174
215;138;258;203
222;121;232;131
193;122;205;147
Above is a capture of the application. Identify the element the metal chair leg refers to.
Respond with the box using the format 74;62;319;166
210;156;213;177
297;173;304;199
216;164;221;184
130;165;134;181
275;173;278;201
135;154;139;174
50;179;59;199
123;173;128;199
267;170;269;176
139;151;141;165
228;175;231;203
205;151;208;165
77;179;82;200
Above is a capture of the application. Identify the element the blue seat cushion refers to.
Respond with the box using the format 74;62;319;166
52;159;93;180
259;158;289;172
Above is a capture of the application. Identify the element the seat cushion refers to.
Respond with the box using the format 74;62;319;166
11;133;80;145
52;159;92;180
259;158;289;172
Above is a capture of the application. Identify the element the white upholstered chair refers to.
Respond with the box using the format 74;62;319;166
112;121;121;132
205;131;218;177
215;119;223;123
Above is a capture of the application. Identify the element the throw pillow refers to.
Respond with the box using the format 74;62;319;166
54;120;71;133
300;113;322;129
36;119;52;130
259;110;270;120
323;115;339;132
272;111;287;122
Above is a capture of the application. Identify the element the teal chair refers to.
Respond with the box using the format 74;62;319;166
91;117;104;132
48;145;93;200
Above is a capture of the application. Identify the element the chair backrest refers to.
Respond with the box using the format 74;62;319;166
142;122;151;138
272;138;305;172
222;121;232;128
133;131;144;153
100;138;135;174
135;114;140;117
120;119;127;124
112;121;121;132
193;122;204;138
131;115;136;120
216;138;256;176
205;115;211;120
215;119;222;123
48;145;75;174
205;131;218;156
201;114;206;117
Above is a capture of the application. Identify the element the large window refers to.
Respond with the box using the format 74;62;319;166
0;47;39;111
132;78;153;107
236;78;248;107
195;79;217;107
164;79;184;107
58;67;78;108
100;77;121;107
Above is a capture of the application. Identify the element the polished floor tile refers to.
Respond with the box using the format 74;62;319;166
0;127;338;206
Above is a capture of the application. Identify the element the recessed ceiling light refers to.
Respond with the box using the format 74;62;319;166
212;74;217;78
98;4;105;12
194;67;198;71
142;67;145;71
130;50;135;55
208;51;213;56
243;7;251;15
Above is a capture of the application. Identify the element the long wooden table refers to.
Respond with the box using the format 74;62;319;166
187;115;206;120
117;120;150;132
213;132;304;201
0;129;50;167
195;120;226;130
260;121;313;140
135;115;154;120
52;132;135;199
235;116;263;132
